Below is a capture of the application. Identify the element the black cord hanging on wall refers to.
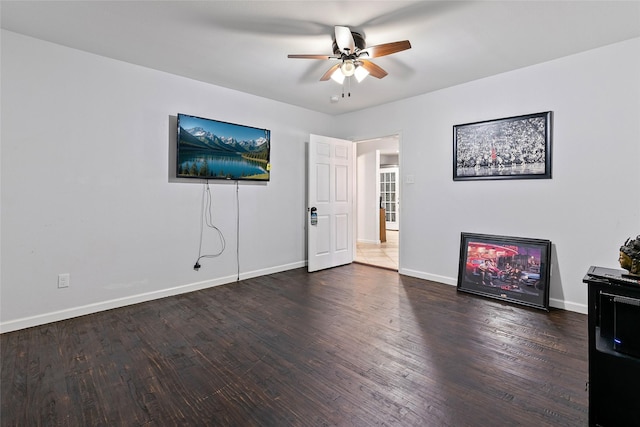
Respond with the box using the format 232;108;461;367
193;181;226;270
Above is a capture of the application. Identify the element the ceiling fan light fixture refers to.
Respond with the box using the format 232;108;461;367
330;69;345;84
288;25;411;84
354;65;369;82
340;60;356;77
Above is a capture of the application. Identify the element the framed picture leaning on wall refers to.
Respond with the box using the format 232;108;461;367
457;232;552;311
453;111;552;181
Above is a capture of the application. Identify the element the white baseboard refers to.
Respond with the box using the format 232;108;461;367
399;268;457;286
398;268;587;315
357;238;380;244
1;262;586;333
0;261;307;334
549;298;587;314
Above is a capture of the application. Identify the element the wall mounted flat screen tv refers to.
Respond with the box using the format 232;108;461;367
177;113;271;181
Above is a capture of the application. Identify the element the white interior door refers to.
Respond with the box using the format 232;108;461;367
380;167;399;231
308;134;353;272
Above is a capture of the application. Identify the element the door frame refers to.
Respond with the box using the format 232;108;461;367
353;133;401;268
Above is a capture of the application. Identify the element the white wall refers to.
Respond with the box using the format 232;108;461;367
336;37;640;313
2;31;638;332
0;31;334;332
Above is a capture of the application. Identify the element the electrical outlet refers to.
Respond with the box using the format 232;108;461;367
58;273;70;288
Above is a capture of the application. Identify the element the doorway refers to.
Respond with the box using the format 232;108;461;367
354;135;399;270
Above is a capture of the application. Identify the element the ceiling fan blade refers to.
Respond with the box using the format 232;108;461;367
335;26;355;53
288;54;340;60
320;63;341;81
359;60;388;79
360;40;411;58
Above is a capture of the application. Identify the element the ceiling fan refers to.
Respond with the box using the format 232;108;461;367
288;26;411;84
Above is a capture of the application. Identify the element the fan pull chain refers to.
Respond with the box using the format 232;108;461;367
341;77;352;98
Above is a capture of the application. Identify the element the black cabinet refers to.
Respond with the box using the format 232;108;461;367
584;266;640;426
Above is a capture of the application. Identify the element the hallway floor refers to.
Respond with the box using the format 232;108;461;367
355;230;398;270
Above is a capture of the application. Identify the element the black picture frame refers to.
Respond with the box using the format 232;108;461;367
453;111;552;181
456;232;552;311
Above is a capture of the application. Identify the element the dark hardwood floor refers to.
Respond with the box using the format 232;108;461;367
1;264;588;426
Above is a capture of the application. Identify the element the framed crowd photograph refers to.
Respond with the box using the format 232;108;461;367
453;111;552;181
456;232;552;311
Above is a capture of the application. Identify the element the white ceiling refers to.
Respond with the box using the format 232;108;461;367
2;1;639;115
